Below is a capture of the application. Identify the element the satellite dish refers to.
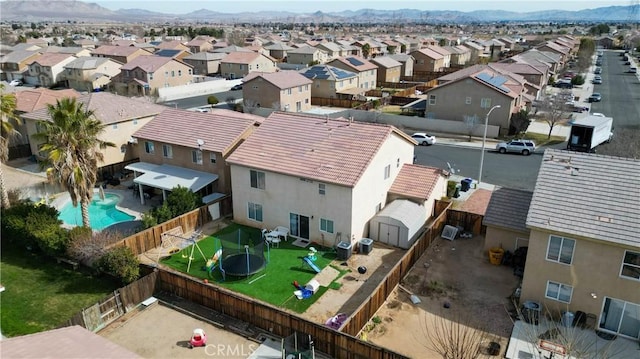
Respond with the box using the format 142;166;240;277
196;139;205;146
447;162;457;174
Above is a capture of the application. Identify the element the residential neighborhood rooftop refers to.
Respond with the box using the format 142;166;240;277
243;70;312;89
388;164;442;201
483;187;534;233
527;150;640;247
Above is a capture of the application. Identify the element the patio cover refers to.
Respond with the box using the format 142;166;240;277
124;162;218;192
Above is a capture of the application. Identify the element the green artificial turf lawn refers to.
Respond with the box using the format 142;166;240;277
161;223;338;313
0;246;121;337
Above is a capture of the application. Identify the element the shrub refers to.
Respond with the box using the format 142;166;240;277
207;96;219;105
166;185;202;217
141;211;158;229
26;211;69;256
1;201;65;253
96;246;139;284
571;75;585;85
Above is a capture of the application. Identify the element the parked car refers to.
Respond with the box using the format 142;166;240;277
231;84;243;91
588;93;602;102
592;76;602;84
629;67;637;74
9;79;23;86
411;133;436;145
594;67;602;74
571;105;589;113
625;61;631;65
495;139;536;155
554;79;573;89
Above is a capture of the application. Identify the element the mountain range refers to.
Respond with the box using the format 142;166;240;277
0;0;637;23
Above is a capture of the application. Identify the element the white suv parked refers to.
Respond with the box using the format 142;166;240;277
496;139;536;155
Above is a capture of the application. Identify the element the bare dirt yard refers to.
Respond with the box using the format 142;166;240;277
367;236;521;359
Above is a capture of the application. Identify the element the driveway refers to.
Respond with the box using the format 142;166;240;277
368;235;521;358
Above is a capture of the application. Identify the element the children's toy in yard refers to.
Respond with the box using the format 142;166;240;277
189;328;207;348
307;247;318;261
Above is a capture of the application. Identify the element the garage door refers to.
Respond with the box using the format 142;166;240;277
379;222;400;247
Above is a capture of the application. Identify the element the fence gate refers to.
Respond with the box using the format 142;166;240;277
82;291;124;332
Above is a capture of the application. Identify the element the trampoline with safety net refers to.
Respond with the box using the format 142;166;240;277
217;228;267;280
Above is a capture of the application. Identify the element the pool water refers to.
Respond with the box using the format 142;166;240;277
58;193;134;230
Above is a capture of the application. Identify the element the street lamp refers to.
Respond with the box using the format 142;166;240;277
478;105;501;185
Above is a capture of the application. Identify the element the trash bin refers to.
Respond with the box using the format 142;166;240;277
460;178;472;192
358;238;373;255
336;241;352;261
522;301;541;325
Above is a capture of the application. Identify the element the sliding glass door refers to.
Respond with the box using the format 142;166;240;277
289;213;310;240
600;297;640;339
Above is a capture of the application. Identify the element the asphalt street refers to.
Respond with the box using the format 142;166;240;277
161;89;242;109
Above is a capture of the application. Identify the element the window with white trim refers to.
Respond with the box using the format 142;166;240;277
162;144;173;158
320;218;334;233
191;150;203;165
620;250;640;281
144;141;155;154
248;202;263;222
250;170;265;189
318;183;325;195
429;94;436;105
480;98;492;108
546;235;575;265
545;281;573;303
384;164;391;179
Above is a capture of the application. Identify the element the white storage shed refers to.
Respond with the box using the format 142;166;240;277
368;199;428;249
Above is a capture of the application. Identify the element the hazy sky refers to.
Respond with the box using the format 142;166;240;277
94;0;631;14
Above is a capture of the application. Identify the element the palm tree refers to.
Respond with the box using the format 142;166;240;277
32;98;114;228
0;83;20;208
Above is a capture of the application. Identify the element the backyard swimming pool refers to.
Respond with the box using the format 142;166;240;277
58;193;134;230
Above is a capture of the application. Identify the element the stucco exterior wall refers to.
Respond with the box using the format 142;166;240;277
484;226;530;252
377;66;401;83
244;79;311;112
520;229;640;322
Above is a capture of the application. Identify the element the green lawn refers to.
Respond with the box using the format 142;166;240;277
0;245;121;337
161;224;340;313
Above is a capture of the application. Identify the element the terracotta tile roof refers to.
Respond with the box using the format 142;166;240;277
155;40;186;49
221;51;262;64
14;88;80;113
213;46;253;54
329;56;378;72
0;50;41;64
243;71;312;89
264;42;294;51
22;92;167;125
92;45;148;57
64;57;119;69
457;188;492;215
388;164;443;200
427;45;452;56
489;62;544;75
287;46;323;55
111;40;136;47
226;112;412;187
483;187;533;233
120;55;184;72
133;108;261;155
0;325;141;358
30;52;75;66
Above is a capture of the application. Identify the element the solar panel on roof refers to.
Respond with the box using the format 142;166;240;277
333;69;355;79
476;73;510;94
345;57;364;66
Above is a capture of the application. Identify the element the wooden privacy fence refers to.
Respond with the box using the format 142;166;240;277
60;271;158;332
311;97;364;108
389;96;417;106
155;268;408;359
340;201;451;336
108;205;211;256
446;208;486;236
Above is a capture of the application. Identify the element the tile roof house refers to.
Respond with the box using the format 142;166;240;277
185;38;214;53
507;49;561;74
0;49;43;83
111;55;193;96
62;56;122;92
388;53;415;77
482;187;533;252
419;65;529;135
153;40;189;52
299;64;361;99
426;45;452;68
520;150;640;339
442;45;471;66
154;48;192;61
220;51;276;79
327;56;378;90
489;62;548;99
242;71;312;112
462;41;487;62
226;111;443;248
410;48;445;72
22;92;167;167
131;108;263;200
535;41;570;65
286;46;328;66
6;88;80;149
370;56;402;83
315;42;345;60
182;52;226;76
263;42;294;61
26;52;77;88
90;45;152;64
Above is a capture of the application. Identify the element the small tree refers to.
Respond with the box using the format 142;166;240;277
420;310;491;359
166;185;201;217
207;96;219;106
537;93;569;138
510;109;533;137
361;43;371;58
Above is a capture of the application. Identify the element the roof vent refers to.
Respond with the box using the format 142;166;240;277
597;216;612;223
